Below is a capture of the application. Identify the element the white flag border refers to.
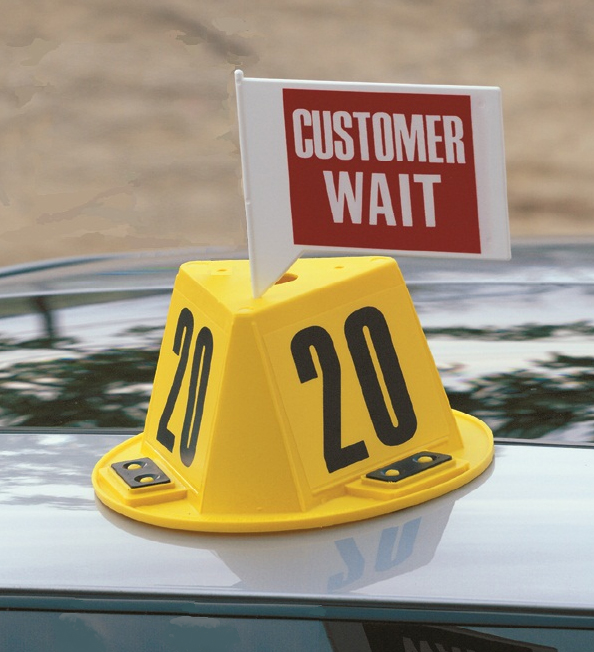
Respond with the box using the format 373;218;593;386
235;71;509;297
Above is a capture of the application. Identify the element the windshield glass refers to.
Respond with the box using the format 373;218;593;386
1;612;592;652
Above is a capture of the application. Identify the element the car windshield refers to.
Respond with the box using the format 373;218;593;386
1;2;593;444
2;612;594;652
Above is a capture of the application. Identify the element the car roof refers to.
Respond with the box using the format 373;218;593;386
1;241;594;622
2;431;593;616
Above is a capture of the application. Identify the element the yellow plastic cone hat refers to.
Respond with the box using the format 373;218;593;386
93;257;493;532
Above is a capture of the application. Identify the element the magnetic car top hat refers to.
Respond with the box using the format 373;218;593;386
93;257;493;532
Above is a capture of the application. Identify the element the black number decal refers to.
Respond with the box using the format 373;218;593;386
179;326;213;467
345;306;417;446
291;307;417;474
291;326;369;473
156;307;213;466
156;308;194;452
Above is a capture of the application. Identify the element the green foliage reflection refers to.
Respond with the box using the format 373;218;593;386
0;323;592;442
0;328;161;428
425;321;594;341
446;353;594;440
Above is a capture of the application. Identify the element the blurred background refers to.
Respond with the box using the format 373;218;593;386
1;0;594;266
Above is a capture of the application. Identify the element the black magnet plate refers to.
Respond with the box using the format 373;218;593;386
367;451;452;483
111;457;171;489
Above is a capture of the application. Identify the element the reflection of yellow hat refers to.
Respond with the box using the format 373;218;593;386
92;257;493;532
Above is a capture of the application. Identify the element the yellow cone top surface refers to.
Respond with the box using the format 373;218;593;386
93;257;493;532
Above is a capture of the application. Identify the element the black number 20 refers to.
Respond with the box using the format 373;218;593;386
156;307;213;467
291;306;417;473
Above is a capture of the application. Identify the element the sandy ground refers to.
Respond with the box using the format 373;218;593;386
1;0;594;266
